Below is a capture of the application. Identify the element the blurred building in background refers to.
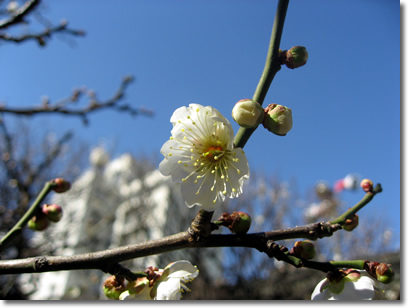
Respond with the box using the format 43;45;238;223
19;147;223;300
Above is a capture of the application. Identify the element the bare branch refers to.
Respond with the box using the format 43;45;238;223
0;76;154;125
0;222;343;275
0;19;85;45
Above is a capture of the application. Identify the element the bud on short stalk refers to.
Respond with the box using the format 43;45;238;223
231;99;264;128
263;104;293;136
281;46;308;69
343;214;359;232
50;178;71;193
217;211;252;235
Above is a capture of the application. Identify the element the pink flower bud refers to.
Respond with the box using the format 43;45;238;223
360;179;374;193
262;103;293;136
42;204;63;222
50;178;71;193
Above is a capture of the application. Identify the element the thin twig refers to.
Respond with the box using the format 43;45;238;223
0;76;154;125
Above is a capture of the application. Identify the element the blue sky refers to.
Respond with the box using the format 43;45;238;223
0;0;400;249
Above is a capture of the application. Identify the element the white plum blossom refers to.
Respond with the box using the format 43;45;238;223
152;260;199;300
311;270;382;300
119;261;199;301
159;104;249;211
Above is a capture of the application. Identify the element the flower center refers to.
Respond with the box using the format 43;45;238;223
203;146;224;162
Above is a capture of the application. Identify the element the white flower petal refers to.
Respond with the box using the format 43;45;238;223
154;261;198;300
155;279;182;300
312;271;379;301
311;279;332;300
165;260;199;280
159;103;249;209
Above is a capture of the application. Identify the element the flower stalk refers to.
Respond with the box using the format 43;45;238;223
0;181;54;251
233;0;289;149
330;184;382;225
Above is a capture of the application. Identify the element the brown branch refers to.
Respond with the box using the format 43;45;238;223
0;221;342;275
0;76;154;125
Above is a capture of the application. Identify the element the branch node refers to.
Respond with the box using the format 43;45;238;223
34;257;49;272
188;210;214;242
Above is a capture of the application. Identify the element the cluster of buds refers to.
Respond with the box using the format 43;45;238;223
103;261;199;300
28;203;63;231
290;240;316;259
279;46;309;69
231;99;293;136
217;211;252;235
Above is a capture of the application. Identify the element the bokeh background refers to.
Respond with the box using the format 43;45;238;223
0;0;401;300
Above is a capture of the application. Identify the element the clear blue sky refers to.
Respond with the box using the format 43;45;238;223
0;0;400;250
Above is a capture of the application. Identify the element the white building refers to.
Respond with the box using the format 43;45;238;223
20;148;223;300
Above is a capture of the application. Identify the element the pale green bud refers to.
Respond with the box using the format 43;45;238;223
28;214;49;231
230;211;252;234
231;99;264;128
292;240;316;259
262;103;293;136
343;214;359;232
376;263;394;284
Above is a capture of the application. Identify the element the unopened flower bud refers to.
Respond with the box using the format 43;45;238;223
360;179;374;193
292;240;316;259
42;204;63;222
262;104;293;136
231;99;264;128
281;46;308;69
343;214;359;232
50;178;71;193
103;276;126;300
28;214;49;231
231;211;251;234
375;263;394;284
218;211;251;234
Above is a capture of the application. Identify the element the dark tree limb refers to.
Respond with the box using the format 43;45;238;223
0;0;40;29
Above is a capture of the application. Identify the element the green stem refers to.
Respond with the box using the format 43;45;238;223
330;184;382;225
0;181;53;251
302;259;367;273
233;0;289;149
